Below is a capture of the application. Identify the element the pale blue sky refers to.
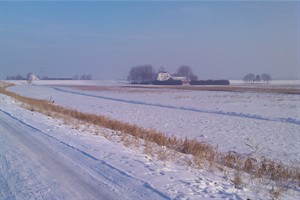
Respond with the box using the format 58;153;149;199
1;1;299;80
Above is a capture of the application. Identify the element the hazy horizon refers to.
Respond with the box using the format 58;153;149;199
1;1;299;80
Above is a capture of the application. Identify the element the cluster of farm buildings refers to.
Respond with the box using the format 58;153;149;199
133;72;230;86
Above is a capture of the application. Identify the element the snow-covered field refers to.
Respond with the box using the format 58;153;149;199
1;80;300;199
7;80;300;165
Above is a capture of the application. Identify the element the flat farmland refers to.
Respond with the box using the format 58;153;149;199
2;80;299;199
8;81;300;166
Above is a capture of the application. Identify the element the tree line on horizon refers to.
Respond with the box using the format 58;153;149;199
5;74;27;80
5;73;93;81
127;65;198;84
243;73;272;84
5;70;272;84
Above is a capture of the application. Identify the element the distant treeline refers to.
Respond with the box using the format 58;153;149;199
132;79;230;86
243;73;272;84
5;74;27;80
43;77;73;80
5;75;72;81
72;74;92;80
5;73;93;81
127;65;198;84
128;65;230;86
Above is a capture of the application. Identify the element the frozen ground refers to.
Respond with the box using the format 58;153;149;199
2;90;271;200
1;80;300;199
8;80;300;166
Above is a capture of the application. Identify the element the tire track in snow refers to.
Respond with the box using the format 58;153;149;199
51;87;300;126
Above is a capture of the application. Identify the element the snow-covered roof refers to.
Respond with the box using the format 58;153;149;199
157;72;172;81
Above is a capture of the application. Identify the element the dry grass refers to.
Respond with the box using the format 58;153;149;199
244;157;255;174
0;81;14;88
156;146;169;162
232;172;243;189
143;140;154;157
270;186;283;200
1;83;299;198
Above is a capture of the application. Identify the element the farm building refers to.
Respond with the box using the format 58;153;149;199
156;72;189;84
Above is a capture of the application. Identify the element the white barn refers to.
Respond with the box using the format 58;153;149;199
157;72;173;81
27;74;39;85
156;72;189;84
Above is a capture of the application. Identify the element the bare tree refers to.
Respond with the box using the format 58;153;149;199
27;72;33;85
176;65;192;77
80;75;87;80
189;73;198;81
255;75;261;83
80;74;92;80
243;73;255;83
175;65;198;80
16;74;24;80
86;74;92;80
261;73;272;83
73;75;79;80
128;65;156;83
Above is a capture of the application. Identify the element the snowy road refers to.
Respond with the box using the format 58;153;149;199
0;110;117;199
0;109;169;200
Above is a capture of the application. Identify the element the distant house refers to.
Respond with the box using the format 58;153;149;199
172;76;189;84
27;74;39;85
156;72;189;84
